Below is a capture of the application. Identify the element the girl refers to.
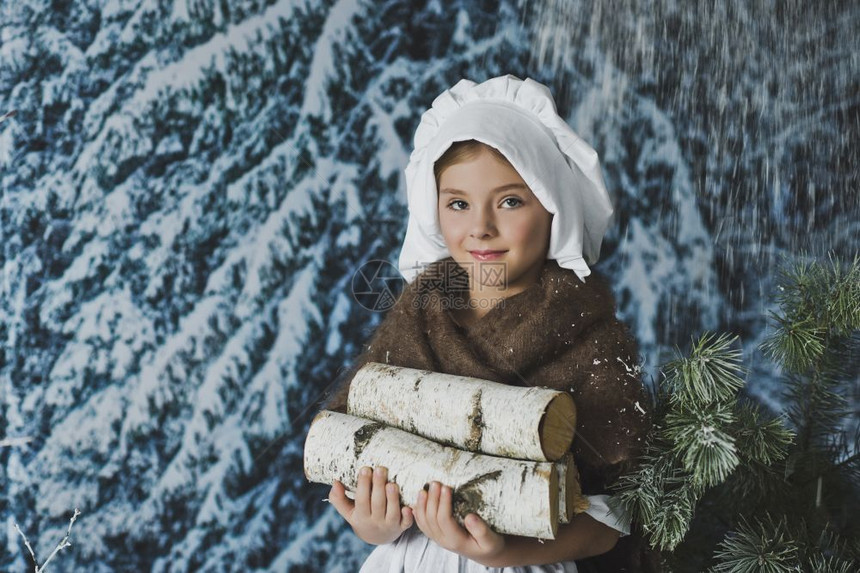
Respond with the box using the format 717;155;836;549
324;75;655;572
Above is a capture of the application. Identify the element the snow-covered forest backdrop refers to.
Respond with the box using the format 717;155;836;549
1;0;857;570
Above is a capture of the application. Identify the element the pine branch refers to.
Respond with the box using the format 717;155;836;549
613;254;856;565
645;481;699;552
763;254;859;459
821;253;860;335
614;447;689;528
722;253;860;572
710;513;860;572
760;312;825;374
611;333;779;551
805;555;856;573
661;333;747;488
709;513;799;573
832;450;860;472
808;421;860;488
664;401;739;488
831;422;860;474
613;449;699;552
761;254;860;375
664;332;746;406
783;369;848;453
732;403;794;467
797;519;860;571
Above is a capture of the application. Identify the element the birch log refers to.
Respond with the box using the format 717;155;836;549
556;454;590;524
347;362;576;461
324;429;590;525
305;410;560;539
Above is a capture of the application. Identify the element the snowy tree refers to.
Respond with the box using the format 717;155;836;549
2;0;857;570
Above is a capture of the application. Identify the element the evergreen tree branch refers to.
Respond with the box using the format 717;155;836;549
732;403;794;466
709;513;799;573
612;253;857;567
665;332;746;405
612;333;775;551
760;312;825;374
664;401;739;488
805;555;855;573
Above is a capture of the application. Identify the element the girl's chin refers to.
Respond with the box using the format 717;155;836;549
469;274;507;289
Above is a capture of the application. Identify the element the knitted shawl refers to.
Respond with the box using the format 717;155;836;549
325;257;659;572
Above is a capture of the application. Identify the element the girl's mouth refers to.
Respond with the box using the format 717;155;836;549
469;250;506;261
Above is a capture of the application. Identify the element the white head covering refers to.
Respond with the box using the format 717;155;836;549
398;74;614;284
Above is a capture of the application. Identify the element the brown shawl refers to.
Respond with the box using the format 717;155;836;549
325;257;659;572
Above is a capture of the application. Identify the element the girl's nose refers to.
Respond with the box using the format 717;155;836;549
469;209;497;238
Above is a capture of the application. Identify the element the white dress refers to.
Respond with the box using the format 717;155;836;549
358;495;630;573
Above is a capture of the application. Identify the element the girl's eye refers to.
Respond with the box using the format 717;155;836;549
445;197;522;210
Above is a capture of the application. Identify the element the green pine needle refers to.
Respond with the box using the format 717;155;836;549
614;449;683;525
733;404;794;466
805;555;856;573
711;513;799;572
683;429;740;488
665;332;746;406
822;253;860;334
612;448;701;551
665;402;740;487
644;482;698;552
783;370;851;448
761;254;860;373
761;313;826;374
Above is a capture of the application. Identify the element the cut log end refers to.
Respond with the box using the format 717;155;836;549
557;455;590;525
538;393;577;461
548;463;560;538
565;460;589;522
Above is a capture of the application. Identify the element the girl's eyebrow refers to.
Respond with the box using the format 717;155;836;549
439;183;528;195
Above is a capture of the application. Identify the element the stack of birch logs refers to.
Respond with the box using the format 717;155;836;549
304;362;590;539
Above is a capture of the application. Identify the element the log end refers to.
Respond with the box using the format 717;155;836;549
565;461;590;519
548;463;560;539
538;392;577;461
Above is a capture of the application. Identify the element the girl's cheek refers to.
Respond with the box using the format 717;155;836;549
530;209;552;235
512;214;543;241
440;214;466;240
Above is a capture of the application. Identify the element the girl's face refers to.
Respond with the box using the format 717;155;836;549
437;147;553;297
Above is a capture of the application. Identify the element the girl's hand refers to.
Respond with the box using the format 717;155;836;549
329;466;414;545
413;481;506;565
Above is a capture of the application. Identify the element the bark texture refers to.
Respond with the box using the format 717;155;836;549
347;362;576;461
305;410;561;539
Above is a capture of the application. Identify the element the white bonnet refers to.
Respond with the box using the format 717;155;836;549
398;74;614;284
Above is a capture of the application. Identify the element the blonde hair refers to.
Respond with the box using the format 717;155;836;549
433;140;512;190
